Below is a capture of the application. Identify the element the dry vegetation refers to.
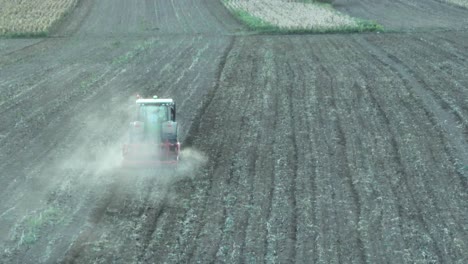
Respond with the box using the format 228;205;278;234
444;0;468;8
222;0;381;32
0;0;77;37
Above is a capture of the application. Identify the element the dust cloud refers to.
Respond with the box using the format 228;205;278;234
49;95;208;207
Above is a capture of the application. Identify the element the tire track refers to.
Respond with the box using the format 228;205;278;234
262;86;280;263
238;131;259;262
302;36;371;262
183;36;235;147
214;39;280;263
1;39;47;58
284;59;300;263
211;115;250;262
209;63;263;261
296;37;323;263
193;39;275;263
310;64;341;263
137;191;168;262
317;64;367;264
183;36;236;262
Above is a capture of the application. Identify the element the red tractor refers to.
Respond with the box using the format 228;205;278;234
122;95;180;167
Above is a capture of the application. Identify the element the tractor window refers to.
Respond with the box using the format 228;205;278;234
138;104;168;123
170;106;176;121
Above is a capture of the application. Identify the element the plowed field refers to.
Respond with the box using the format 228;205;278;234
1;0;468;263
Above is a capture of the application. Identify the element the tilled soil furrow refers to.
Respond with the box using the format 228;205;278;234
354;36;468;167
350;37;467;262
358;81;410;263
255;46;306;263
222;41;279;263
381;35;468;160
386;52;468;139
366;79;448;263
331;87;368;264
294;34;468;262
237;132;259;262
3;1;468;262
290;53;320;263
181;154;223;262
314;63;366;263
262;95;279;263
285;60;299;263
211;41;290;263
187;41;274;263
183;36;235;147
335;72;406;263
212;120;257;262
311;70;342;263
62;173;123;263
355;36;468;247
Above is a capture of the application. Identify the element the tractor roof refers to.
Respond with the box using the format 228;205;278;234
136;98;174;104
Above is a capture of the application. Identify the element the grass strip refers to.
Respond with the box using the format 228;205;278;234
223;0;383;34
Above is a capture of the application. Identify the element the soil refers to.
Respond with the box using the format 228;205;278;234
0;0;467;263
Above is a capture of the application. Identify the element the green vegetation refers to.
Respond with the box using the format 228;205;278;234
229;9;278;32
0;31;49;39
17;207;66;246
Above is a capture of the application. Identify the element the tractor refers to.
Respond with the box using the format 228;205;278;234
122;95;180;167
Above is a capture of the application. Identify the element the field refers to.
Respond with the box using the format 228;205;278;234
445;0;468;8
222;0;381;32
0;0;78;37
1;0;468;263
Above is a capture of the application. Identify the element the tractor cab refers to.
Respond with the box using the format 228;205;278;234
136;98;176;124
132;97;177;143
